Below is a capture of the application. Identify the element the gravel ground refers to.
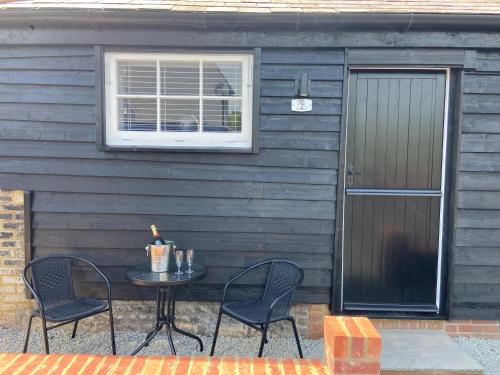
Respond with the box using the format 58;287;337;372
0;327;322;359
453;336;500;375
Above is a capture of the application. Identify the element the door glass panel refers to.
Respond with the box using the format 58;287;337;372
343;195;440;305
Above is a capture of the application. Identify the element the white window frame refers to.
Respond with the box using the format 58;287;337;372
104;52;253;149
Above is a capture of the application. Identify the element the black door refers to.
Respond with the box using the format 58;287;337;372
343;70;447;312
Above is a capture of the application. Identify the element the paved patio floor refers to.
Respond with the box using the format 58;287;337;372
380;329;483;374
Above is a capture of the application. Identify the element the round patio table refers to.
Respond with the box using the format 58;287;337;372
126;262;206;356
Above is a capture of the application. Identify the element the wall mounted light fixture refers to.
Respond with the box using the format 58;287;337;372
295;72;311;97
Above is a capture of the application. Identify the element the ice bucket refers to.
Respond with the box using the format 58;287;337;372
145;242;173;273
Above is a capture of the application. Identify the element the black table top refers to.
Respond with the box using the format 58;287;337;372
126;262;206;287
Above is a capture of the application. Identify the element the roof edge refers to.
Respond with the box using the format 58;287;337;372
1;10;500;31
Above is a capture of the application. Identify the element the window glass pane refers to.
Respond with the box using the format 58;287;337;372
117;61;156;95
161;61;199;96
203;99;242;132
203;62;242;97
118;98;157;131
161;99;200;132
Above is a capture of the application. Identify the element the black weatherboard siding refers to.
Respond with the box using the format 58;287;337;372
453;51;500;319
0;46;343;303
0;21;500;321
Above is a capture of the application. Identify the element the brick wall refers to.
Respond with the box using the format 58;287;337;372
71;301;325;339
0;189;30;327
324;316;382;375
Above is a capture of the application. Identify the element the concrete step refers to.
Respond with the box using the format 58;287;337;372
380;329;484;375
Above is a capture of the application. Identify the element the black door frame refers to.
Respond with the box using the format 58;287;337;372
332;62;461;317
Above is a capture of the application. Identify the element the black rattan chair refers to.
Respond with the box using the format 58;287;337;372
210;260;304;358
22;255;116;355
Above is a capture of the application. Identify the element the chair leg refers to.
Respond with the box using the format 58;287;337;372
210;309;223;356
260;324;269;343
109;307;116;355
258;324;269;358
71;320;79;339
289;317;303;358
41;318;50;354
23;315;34;353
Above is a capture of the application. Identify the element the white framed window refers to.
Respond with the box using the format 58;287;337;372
104;52;253;149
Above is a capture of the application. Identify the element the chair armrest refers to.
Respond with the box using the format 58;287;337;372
22;266;45;316
72;257;112;303
221;261;271;303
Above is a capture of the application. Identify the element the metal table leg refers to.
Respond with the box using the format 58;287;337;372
130;288;162;355
170;287;204;352
130;286;204;355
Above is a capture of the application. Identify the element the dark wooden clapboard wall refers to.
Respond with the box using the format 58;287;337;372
454;51;500;319
0;46;343;302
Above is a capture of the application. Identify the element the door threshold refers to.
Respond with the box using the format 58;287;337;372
343;302;439;314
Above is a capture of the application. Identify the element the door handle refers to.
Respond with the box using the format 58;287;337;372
347;164;362;176
346;164;362;187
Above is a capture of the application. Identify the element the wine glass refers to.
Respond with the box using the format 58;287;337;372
175;249;183;275
186;249;194;274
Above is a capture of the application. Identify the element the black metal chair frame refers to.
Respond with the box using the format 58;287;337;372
210;259;304;358
22;255;116;355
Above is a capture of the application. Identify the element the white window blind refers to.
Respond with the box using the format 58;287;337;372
105;53;253;149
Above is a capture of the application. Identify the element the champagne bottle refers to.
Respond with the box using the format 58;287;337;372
150;224;165;245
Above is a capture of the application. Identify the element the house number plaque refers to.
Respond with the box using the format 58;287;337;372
291;98;312;112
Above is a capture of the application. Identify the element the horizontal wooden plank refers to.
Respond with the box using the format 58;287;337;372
458;191;500;210
463;73;500;94
261;64;343;80
459;153;500;172
261;80;342;98
33;212;335;235
0;70;94;86
462;93;500;114
261;97;341;115
451;305;500;320
453;265;500;285
0;56;95;71
0;140;338;169
0;173;336;201
0;157;337;184
261;131;339;151
461;133;500;153
454;247;500;266
458;172;500;191
72;282;330;303
455;228;500;247
453;283;500;304
32;192;337;219
456;210;500;229
348;48;467;66
33;229;333;253
0;84;95;105
0;46;94;59
2;28;500;49
0;121;95;142
0;103;95;123
461;114;500;134
260;114;340;132
170;163;337;184
70;265;332;287
476;53;500;72
35;247;334;269
261;49;344;65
